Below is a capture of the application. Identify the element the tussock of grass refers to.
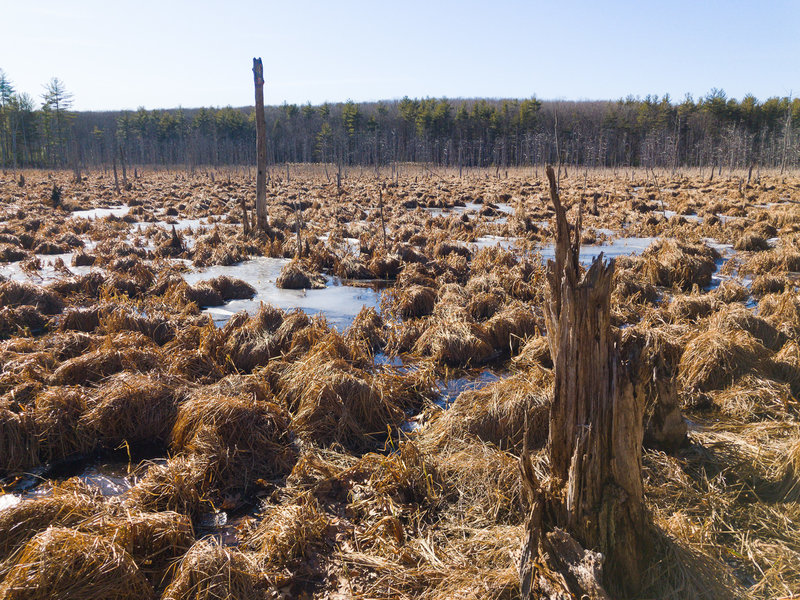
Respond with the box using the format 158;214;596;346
161;539;270;600
0;527;155;600
170;393;296;494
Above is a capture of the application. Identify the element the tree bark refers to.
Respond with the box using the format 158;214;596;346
253;57;268;231
520;165;650;599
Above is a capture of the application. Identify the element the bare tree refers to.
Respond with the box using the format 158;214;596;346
253;58;267;231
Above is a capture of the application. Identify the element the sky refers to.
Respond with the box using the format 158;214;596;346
2;0;798;111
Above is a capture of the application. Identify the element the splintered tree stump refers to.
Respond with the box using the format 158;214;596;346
520;166;650;599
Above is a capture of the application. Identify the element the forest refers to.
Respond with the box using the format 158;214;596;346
1;69;798;171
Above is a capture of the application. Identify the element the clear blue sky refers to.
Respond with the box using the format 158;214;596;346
3;0;798;111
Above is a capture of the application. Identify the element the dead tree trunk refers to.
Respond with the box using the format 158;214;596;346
253;57;268;232
378;187;387;251
520;165;650;599
112;145;120;194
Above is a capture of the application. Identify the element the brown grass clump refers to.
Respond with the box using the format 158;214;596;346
412;315;494;367
466;290;504;321
243;493;332;571
79;373;185;449
740;246;800;276
276;260;325;289
778;435;800;502
0;526;155;600
33;385;93;462
713;375;794;422
758;291;800;338
733;232;771;251
125;455;212;519
483;302;539;353
668;293;720;322
0;403;38;473
0;305;49;338
49;332;163;384
750;273;790;297
170;394;296;493
346;305;385;352
421;372;550;453
276;341;406;448
714;279;750;303
512;334;553;369
0;280;64;314
335;254;373;279
99;305;176;345
392;284;437;319
0;481;101;561
161;539;270;600
82;510;195;589
641;238;719;290
709;304;788;351
433;439;525;526
679;328;771;392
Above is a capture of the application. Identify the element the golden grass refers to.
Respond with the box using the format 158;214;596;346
79;372;185;449
161;539;270;600
0;527;155;600
170;393;296;493
0;481;102;561
49;332;163;385
125;455;212;519
243;492;332;571
412;314;494;367
275;339;406;448
33;385;92;462
81;510;195;589
420;371;551;453
679;328;771;392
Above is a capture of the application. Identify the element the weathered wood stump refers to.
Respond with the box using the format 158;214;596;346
520;166;651;599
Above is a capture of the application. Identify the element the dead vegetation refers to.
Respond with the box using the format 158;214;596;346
1;167;799;598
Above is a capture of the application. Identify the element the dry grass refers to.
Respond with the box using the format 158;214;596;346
0;526;155;600
49;332;163;385
170;393;296;493
0;280;64;314
0;481;102;561
483;302;539;354
641;238;719;290
0;402;39;473
679;328;772;392
420;371;550;453
391;284;437;320
81;510;195;589
243;492;332;571
412;314;494;367
275;338;407;448
161;539;271;600
33;385;92;462
276;260;326;289
125;455;212;518
79;372;185;449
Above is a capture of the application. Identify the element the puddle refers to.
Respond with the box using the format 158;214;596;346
182;257;383;330
71;206;130;219
663;210;703;223
0;252;96;284
472;235;518;251
435;369;503;408
0;457;148;511
539;237;658;264
424;202;483;218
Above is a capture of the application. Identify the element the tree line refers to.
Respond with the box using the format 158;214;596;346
1;69;798;172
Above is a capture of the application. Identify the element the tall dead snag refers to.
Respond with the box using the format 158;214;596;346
253;57;268;232
520;166;650;599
